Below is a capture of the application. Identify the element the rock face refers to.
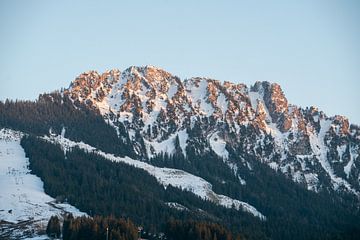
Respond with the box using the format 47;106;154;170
65;65;360;197
67;69;120;109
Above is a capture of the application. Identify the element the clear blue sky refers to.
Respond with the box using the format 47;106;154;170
1;0;359;124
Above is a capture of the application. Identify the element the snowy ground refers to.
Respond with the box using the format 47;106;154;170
0;129;85;239
44;134;266;220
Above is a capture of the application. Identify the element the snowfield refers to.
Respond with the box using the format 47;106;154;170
43;134;266;220
0;129;85;239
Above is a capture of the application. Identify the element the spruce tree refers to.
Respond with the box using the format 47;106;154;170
46;215;61;238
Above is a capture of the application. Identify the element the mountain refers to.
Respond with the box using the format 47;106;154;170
66;65;360;197
0;65;359;239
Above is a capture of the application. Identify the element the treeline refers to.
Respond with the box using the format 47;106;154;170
47;215;240;240
0;93;133;156
63;215;137;240
165;219;238;240
46;214;138;240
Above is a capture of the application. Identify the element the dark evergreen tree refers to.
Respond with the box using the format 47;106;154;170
62;215;138;240
165;219;234;240
46;215;61;238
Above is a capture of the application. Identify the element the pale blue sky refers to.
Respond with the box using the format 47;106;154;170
0;0;359;124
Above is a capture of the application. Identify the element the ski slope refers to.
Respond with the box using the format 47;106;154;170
0;129;85;239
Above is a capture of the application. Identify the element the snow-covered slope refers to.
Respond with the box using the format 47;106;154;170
43;134;266;220
0;129;85;239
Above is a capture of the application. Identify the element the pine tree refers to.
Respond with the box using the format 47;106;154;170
46;215;61;238
63;213;74;240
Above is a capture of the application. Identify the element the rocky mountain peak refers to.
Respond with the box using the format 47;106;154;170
62;66;360;199
66;69;120;107
124;65;180;88
250;81;290;132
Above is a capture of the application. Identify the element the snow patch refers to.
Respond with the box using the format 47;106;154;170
96;97;111;115
177;129;188;157
337;144;347;163
344;146;358;178
167;84;178;100
61;127;66;138
304;173;320;192
186;79;215;116
216;93;228;114
268;162;279;171
165;202;188;211
145;129;188;158
209;132;229;159
248;91;261;110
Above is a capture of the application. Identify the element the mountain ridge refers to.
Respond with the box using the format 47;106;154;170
62;65;360;199
66;65;355;116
